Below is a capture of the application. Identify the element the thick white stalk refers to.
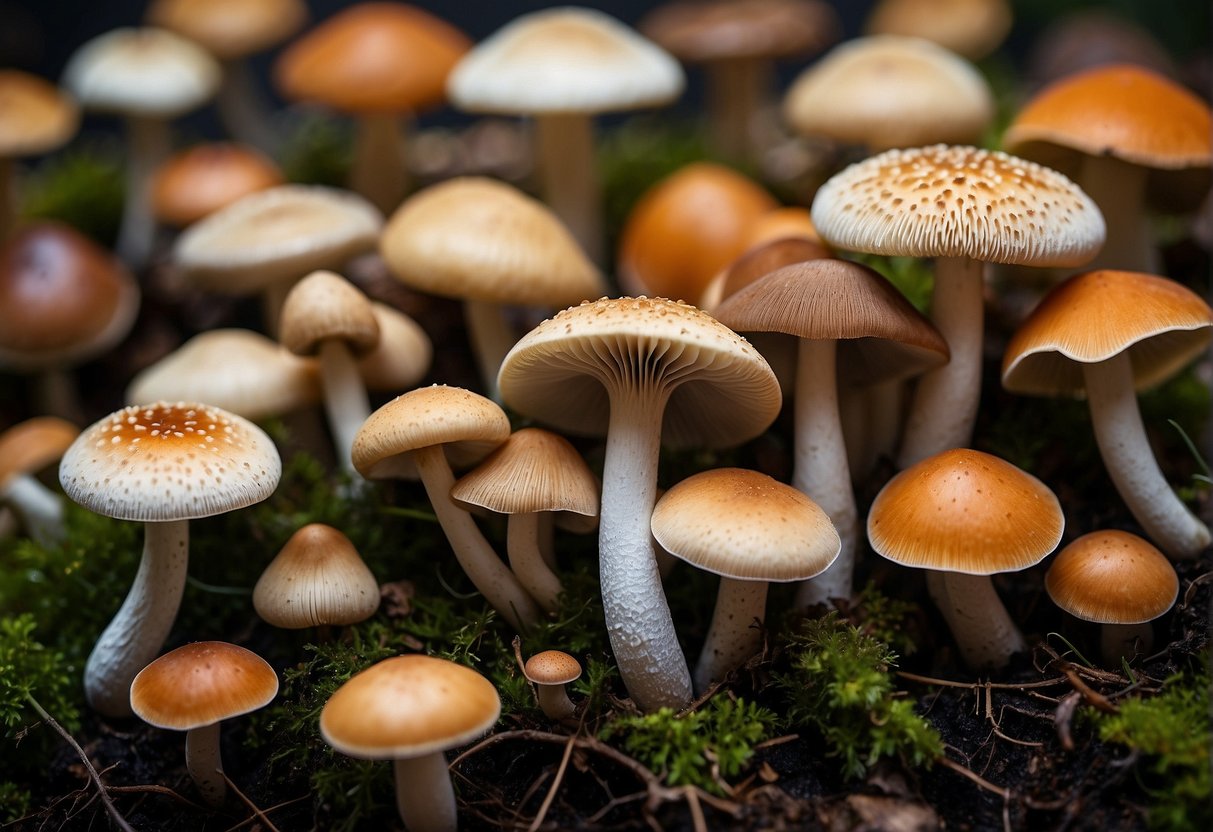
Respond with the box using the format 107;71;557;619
216;59;281;156
1083;353;1210;558
535;113;602;264
793;339;858;609
1080;155;1156;273
536;683;576;721
927;570;1025;670
704;58;769;162
350;113;410;215
1;474;64;547
118;116;170;268
1100;622;1154;667
185;721;226;806
899;257;985;466
318;339;371;475
85;519;189;717
599;389;692;711
394;753;456;832
414;445;539;631
464;299;517;399
508;512;563;611
694;577;768;693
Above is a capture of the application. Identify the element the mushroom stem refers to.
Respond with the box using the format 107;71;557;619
0;157;14;241
393;753;455;832
318;339;371;475
85;519;189;717
35;365;84;424
118;116;170;268
1;474;65;547
599;388;693;711
350;113;410;215
413;445;539;631
704;58;769;162
898;256;984;467
793;338;859;609
534;113;602;263
536;682;577;721
1079;154;1156;273
926;570;1025;670
464;299;518;399
508;512;564;611
1082;353;1211;558
184;721;226;806
215;59;281;156
1100;622;1154;667
694;577;768;693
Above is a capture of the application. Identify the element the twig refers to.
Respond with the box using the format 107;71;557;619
1054;691;1082;751
937;754;1010;800
107;784;203;808
220;771;281;832
527;734;576;832
221;795;310;832
1059;666;1118;714
898;670;1068;691
684;786;707;832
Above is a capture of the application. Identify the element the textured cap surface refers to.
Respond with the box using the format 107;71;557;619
524;650;582;685
59;401;282;522
130;641;279;730
279;270;380;356
147;0;308;60
640;0;839;62
254;523;380;628
1045;530;1178;625
451;427;599;518
0;70;79;156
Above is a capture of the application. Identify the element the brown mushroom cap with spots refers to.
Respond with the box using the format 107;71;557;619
59;401;281;717
523;650;582;721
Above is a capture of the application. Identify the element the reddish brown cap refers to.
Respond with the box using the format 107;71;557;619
524;650;582;685
130;641;278;730
1045;530;1178;625
151;143;284;228
717;237;832;301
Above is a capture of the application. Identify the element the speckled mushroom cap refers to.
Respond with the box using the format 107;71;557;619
380;177;605;307
173;185;383;294
351;385;510;480
868;448;1064;575
0;70;79;157
253;523;380;629
498;296;782;449
810;144;1106;266
865;0;1012;60
524;650;582;685
1044;530;1178;625
59;401;282;522
783;36;994;149
640;0;840;63
62;27;220;118
0;417;79;488
1002;270;1213;396
320;654;500;759
651;467;839;581
279;270;380;357
448;7;684;114
147;0;309;61
130;641;279;730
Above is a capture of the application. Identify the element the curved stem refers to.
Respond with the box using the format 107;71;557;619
1;474;64;547
508;513;563;612
694;578;768;693
394;753;456;832
84;519;189;717
350;113;410;215
185;721;225;806
927;570;1024;670
535;114;602;264
1101;622;1154;667
464;299;517;400
1080;155;1156;273
536;683;576;721
414;445;539;631
898;256;984;466
216;59;281;156
1083;354;1210;558
118;116;170;269
318;339;371;476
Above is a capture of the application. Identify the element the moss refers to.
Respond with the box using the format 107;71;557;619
20;144;124;246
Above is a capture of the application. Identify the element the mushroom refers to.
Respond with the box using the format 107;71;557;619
0;70;79;240
150;142;284;229
499;297;782;711
651;468;839;691
357;301;433;395
1002;269;1212;558
59;401;282;716
523;650;582;722
811;145;1106;466
0;416;78;546
129;641;278;805
865;0;1012;60
1045;530;1179;666
867;448;1065;670
320;654;500;832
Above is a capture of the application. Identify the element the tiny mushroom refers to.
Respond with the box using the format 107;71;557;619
0;69;79;239
320;654;500;832
0;416;78;546
523;650;582;722
130;641;278;806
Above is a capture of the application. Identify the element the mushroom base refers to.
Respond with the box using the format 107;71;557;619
394;753;456;832
927;570;1025;671
1100;621;1155;668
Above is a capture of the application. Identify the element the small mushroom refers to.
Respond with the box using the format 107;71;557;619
0;416;78;546
0;70;79;240
524;650;582;722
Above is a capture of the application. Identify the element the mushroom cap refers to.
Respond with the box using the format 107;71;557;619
253;523;380;628
523;650;582;685
130;641;279;730
150;142;284;228
358;302;433;392
868;448;1064;575
0;416;79;489
783;36;994;149
274;2;470;114
62;27;221;118
352;385;510;480
0;70;79;157
448;7;684;114
640;0;840;63
498;296;782;449
125;329;321;420
865;0;1012;60
173;185;383;294
712;258;950;386
651;467;839;581
1025;12;1177;92
59;401;282;522
1002;270;1213;396
0;221;140;371
717;237;832;302
380;177;605;307
810;144;1106;266
451;427;599;520
1044;530;1178;625
279;270;380;357
320;654;500;759
147;0;309;61
739;207;825;251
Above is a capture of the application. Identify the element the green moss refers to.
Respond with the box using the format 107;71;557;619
279;112;353;187
20;145;124;246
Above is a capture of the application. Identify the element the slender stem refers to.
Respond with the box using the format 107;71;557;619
185;721;226;806
898;256;985;466
1100;622;1154;667
1;473;64;547
508;513;563;612
84;519;189;717
394;753;456;832
536;683;576;722
216;59;281;156
464;299;517;400
927;570;1025;670
350;113;410;215
0;157;15;241
118;116;170;269
318;339;371;475
865;378;906;472
1083;353;1210;558
534;114;602;264
703;58;770;162
1079;155;1156;273
694;578;768;693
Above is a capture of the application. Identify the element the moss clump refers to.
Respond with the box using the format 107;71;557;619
21;146;124;246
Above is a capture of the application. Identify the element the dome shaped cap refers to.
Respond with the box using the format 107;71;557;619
358;302;433;392
0;70;79;157
320;654;500;759
147;0;308;61
866;0;1012;60
254;523;380;628
279;270;380;357
151;143;284;228
652;467;839;581
811;144;1106;267
1002;270;1213;396
0;417;79;488
130;641;278;730
62;27;220;118
717;237;832;301
524;650;582;685
640;0;840;63
868;448;1064;575
499;297;782;449
783;36;994;149
59;401;282;522
448;7;684;114
1045;530;1178;625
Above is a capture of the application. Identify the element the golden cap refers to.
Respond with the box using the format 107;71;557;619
1045;530;1178;625
451;428;599;519
130;641;278;730
253;523;380;628
0;70;79;157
